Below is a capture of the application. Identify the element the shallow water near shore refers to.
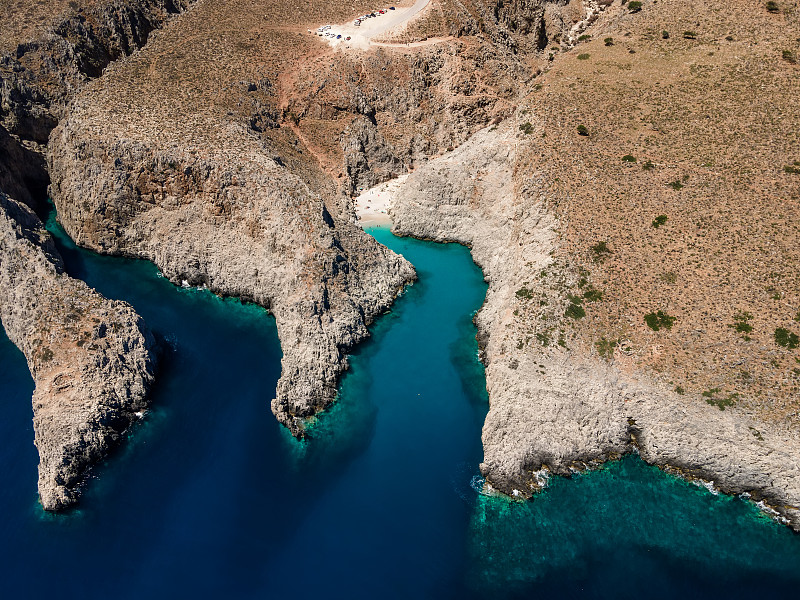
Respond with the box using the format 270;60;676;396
0;218;798;598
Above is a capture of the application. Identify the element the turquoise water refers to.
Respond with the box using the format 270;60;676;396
0;219;798;597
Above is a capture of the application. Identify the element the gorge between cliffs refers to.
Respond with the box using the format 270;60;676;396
1;0;800;589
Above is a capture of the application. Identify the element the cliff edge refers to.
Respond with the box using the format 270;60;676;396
0;193;157;509
391;122;800;531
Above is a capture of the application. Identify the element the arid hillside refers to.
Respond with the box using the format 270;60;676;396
515;0;800;427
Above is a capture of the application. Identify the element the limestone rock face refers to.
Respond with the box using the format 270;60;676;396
0;193;157;510
390;123;800;531
48;121;414;435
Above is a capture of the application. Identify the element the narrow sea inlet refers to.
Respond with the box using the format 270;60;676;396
0;218;798;597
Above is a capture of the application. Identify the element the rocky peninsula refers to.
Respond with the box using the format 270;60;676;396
0;192;156;509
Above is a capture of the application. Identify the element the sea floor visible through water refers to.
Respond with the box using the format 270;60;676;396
0;216;798;598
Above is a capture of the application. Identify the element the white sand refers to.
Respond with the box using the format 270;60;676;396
354;175;409;227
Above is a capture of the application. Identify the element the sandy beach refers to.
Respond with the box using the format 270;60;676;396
354;174;409;227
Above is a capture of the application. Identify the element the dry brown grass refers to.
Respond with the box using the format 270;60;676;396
514;0;800;427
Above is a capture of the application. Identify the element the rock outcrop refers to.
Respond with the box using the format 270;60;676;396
0;193;157;509
45;0;416;435
390;122;800;530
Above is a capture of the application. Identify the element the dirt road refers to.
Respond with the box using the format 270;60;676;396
311;0;433;49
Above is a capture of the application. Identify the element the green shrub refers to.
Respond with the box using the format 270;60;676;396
565;302;586;319
683;31;697;39
642;159;655;170
628;1;643;12
577;124;589;136
662;30;670;39
583;286;604;302
675;385;685;395
520;122;534;134
596;337;618;358
622;154;637;162
703;389;737;410
784;164;800;174
783;50;797;64
577;53;590;60
794;311;800;322
604;37;614;46
729;311;754;334
668;180;684;190
516;286;534;300
578;34;591;41
766;1;780;12
652;214;668;228
644;310;676;331
775;327;800;349
590;241;612;261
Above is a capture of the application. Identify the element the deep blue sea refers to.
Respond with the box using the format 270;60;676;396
0;218;798;598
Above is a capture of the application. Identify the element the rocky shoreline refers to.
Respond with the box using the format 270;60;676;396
0;193;157;509
390;123;800;531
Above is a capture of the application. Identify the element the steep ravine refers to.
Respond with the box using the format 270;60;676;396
0;193;157;509
390;122;800;531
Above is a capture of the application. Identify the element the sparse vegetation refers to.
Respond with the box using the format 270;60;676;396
565;302;586;319
622;154;637;162
577;124;589;136
516;286;534;300
783;50;797;64
651;214;668;228
775;327;800;349
644;310;676;331
596;337;618;358
519;122;534;134
642;160;655;170
583;286;604;302
662;30;670;39
683;31;697;40
668;180;684;190
784;161;800;174
675;385;685;395
628;1;643;12
590;241;612;261
604;37;614;46
577;53;590;60
660;271;677;283
766;0;780;12
702;388;738;410
729;311;754;335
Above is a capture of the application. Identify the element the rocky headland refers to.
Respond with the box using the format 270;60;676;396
0;192;156;509
0;0;191;508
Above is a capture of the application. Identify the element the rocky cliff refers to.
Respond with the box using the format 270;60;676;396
390;122;800;531
47;0;417;434
0;192;157;509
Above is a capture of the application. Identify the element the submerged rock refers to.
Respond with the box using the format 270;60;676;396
0;193;157;509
